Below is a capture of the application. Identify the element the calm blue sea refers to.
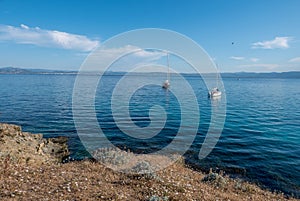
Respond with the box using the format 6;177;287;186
0;74;299;197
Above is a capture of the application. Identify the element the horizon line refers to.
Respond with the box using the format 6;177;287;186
0;66;299;74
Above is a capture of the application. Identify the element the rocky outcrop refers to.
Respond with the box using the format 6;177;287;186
0;123;69;165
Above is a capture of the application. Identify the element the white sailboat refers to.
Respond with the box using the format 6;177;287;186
209;66;222;98
162;52;170;89
209;87;221;98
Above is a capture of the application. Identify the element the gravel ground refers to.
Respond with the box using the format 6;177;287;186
0;158;298;201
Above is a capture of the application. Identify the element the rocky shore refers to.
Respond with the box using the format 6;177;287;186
0;123;69;165
0;123;298;200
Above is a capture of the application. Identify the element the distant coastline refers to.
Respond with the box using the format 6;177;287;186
0;67;300;78
0;67;77;75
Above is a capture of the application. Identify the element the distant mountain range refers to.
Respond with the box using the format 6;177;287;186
220;71;300;79
0;67;77;75
0;67;299;78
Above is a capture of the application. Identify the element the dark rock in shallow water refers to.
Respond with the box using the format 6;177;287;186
0;123;69;165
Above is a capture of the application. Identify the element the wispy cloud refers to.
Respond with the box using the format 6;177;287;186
239;63;279;70
250;58;259;62
230;56;259;62
92;45;164;61
230;56;245;60
84;45;166;71
0;24;99;51
289;57;300;63
251;37;292;49
20;24;29;29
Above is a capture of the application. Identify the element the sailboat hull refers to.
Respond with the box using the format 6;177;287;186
162;80;170;89
209;88;222;98
209;91;222;97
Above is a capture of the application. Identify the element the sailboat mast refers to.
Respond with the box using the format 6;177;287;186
167;53;170;81
216;63;219;87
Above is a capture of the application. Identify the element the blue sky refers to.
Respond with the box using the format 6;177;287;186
0;0;300;72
